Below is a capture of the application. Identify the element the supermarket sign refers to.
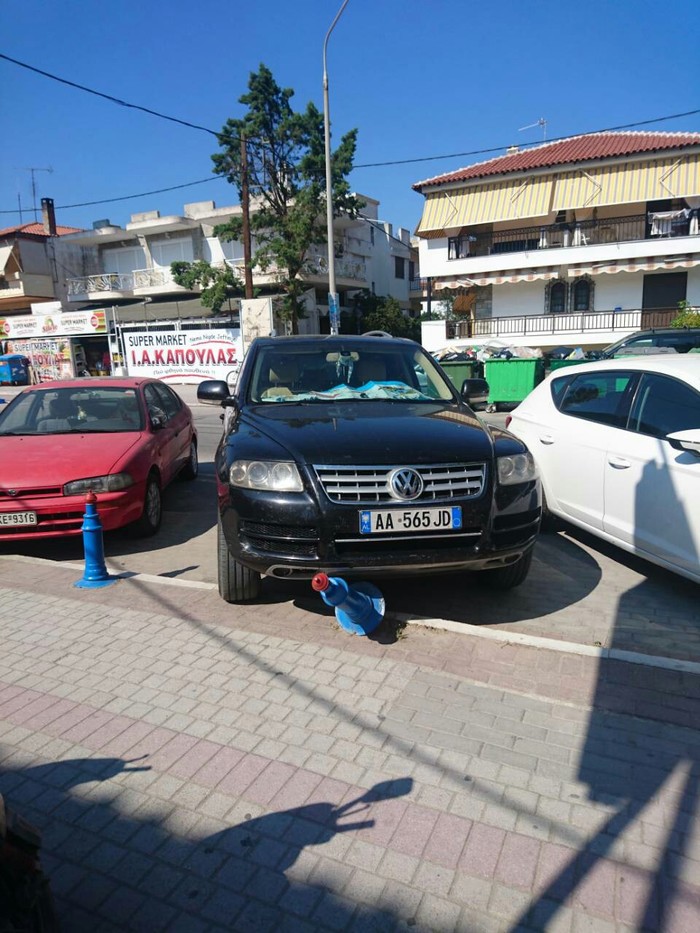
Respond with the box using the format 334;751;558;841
123;328;243;384
0;309;107;339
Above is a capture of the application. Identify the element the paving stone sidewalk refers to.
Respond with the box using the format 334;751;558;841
1;559;699;932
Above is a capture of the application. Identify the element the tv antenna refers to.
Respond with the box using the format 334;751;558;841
519;117;547;141
18;166;53;220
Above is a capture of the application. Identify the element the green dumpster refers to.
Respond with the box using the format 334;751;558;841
548;358;594;371
483;358;546;411
438;359;483;392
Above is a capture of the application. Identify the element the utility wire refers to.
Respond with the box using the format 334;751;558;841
0;52;223;138
1;51;698;214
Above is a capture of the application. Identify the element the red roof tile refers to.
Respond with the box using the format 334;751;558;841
0;222;84;237
413;131;700;190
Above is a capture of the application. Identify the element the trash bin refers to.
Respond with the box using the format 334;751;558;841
0;354;30;386
547;358;596;372
483;358;546;411
438;359;484;392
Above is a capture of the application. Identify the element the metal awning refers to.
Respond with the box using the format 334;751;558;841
0;246;16;274
434;266;561;288
569;254;700;277
552;154;700;210
416;175;554;236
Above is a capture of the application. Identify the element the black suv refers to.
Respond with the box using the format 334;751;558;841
197;335;541;602
602;327;700;358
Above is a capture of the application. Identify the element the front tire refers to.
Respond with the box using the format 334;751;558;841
478;550;533;589
218;517;261;602
132;473;162;537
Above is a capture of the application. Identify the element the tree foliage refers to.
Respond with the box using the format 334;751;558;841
210;64;361;332
671;300;700;328
350;292;421;341
170;260;244;313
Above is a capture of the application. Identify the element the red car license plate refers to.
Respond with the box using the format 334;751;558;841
0;511;38;526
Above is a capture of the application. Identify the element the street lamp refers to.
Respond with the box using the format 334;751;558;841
323;0;349;336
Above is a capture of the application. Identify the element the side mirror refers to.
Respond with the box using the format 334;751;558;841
461;377;489;408
667;429;700;455
197;380;231;406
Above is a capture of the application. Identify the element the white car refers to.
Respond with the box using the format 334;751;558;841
506;356;700;584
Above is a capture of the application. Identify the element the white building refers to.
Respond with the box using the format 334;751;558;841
412;131;700;351
62;195;415;331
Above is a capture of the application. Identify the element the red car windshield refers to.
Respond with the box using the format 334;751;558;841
0;387;144;435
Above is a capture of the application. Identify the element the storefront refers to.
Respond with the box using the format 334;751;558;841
0;308;111;382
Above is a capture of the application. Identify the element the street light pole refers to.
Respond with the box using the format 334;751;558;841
323;0;349;336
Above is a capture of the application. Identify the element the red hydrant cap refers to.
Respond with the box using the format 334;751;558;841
311;572;330;592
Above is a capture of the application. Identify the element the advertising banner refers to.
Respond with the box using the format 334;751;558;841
8;337;74;382
0;309;107;340
123;328;244;384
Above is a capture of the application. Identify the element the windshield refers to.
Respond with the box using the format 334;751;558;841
248;344;456;404
0;387;144;435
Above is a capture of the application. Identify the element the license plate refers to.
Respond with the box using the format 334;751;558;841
360;506;462;534
0;511;38;526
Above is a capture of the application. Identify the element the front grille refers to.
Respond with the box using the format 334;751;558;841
239;520;319;559
0;485;63;501
314;463;486;504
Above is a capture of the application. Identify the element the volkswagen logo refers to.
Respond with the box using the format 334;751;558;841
388;468;423;501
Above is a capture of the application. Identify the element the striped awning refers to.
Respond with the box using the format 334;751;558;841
553;155;700;210
416;175;554;236
434;267;561;288
569;254;700;277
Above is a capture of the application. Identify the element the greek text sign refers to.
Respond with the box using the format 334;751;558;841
123;328;243;383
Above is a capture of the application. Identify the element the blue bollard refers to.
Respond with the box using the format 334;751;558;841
311;573;385;635
74;491;117;589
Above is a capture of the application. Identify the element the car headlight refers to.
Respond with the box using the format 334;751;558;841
497;453;538;486
229;460;303;492
64;473;135;495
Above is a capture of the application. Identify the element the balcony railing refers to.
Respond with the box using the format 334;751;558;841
446;307;678;340
448;212;696;259
302;255;367;280
67;267;176;296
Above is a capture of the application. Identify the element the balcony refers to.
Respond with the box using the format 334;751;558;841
302;254;368;282
448;212;698;260
443;307;677;344
67;267;183;301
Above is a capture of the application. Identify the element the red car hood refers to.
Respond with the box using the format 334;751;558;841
1;433;143;487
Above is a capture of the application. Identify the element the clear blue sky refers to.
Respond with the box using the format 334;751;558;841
2;0;699;235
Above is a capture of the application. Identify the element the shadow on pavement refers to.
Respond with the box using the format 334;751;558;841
0;757;413;932
511;435;700;929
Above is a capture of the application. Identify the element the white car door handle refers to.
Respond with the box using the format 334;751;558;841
539;434;555;445
608;456;631;469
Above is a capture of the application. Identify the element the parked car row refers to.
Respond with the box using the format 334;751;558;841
1;328;698;599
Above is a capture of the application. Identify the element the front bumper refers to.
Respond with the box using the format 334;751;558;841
218;477;540;580
0;485;145;541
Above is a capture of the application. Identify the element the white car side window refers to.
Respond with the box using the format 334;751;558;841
557;372;636;429
629;374;700;439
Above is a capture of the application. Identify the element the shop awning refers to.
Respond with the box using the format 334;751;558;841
416;175;554;236
0;246;15;274
434;266;561;288
569;254;700;277
553;155;700;210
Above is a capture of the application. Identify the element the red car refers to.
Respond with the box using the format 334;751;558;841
0;377;198;540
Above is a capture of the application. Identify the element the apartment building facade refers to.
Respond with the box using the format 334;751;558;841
412;132;700;351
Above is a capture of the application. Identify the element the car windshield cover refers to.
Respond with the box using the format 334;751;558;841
0;387;144;435
248;345;455;403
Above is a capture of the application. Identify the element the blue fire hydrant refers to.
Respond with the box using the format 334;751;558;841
311;573;385;635
74;491;117;589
